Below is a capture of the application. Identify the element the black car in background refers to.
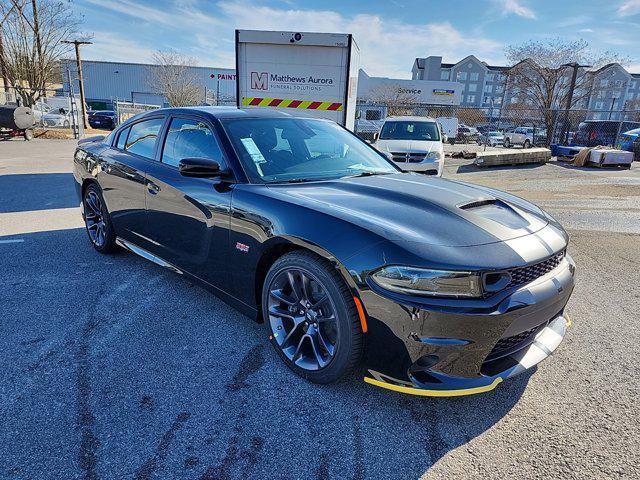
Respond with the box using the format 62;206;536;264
88;110;117;130
73;107;575;396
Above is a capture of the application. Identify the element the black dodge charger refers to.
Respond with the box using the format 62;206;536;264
73;107;576;396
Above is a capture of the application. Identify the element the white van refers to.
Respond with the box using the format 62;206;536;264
373;116;445;176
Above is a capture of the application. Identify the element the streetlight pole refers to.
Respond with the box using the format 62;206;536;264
62;39;92;129
560;62;590;145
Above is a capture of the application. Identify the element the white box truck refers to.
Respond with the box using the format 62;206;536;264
235;29;360;130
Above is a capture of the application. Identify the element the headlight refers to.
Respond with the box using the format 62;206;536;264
426;151;444;161
371;266;482;298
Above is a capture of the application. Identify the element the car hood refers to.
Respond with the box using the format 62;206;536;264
267;174;549;247
375;139;442;153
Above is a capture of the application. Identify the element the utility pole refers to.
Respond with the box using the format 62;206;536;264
31;0;43;97
560;62;590;145
62;39;92;129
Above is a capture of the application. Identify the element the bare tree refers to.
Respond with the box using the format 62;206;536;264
504;38;630;142
148;51;202;107
0;0;80;105
367;84;419;116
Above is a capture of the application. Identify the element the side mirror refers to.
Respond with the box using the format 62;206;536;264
442;134;448;143
178;157;224;178
373;132;379;142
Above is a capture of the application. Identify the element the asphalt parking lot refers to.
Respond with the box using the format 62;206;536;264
1;139;639;480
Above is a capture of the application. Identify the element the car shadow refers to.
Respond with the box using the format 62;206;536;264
2;228;533;480
0;173;78;213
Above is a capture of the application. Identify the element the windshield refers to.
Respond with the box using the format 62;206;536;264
379;121;440;141
222;117;399;183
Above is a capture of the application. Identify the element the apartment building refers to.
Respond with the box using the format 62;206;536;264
412;55;640;120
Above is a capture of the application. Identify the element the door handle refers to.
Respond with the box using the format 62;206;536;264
147;181;160;194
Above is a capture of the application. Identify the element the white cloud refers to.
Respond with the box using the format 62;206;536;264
82;0;505;78
85;32;157;64
492;0;536;19
618;0;640;15
216;2;504;77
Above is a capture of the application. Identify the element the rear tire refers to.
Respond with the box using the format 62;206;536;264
523;139;531;149
262;251;363;384
83;183;117;254
504;138;511;148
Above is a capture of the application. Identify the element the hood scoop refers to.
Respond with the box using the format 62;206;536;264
458;198;530;230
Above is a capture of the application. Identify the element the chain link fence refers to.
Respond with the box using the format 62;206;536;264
1;88;84;138
355;102;640;149
114;101;161;126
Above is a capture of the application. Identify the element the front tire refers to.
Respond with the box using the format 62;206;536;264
504;138;511;148
83;184;117;253
262;251;363;384
523;139;531;149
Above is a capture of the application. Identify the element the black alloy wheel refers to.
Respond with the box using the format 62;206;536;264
83;184;117;253
263;252;363;383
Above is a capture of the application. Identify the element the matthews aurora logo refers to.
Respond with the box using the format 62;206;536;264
251;72;268;90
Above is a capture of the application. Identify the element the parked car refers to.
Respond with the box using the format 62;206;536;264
477;131;504;146
31;101;52;124
373;116;445;176
455;125;479;144
503;126;546;148
42;108;76;128
573;120;640;147
73;107;576;396
88;110;117;130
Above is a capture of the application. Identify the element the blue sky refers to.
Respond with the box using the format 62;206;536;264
74;0;640;77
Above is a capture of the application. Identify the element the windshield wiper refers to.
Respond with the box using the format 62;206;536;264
347;171;393;178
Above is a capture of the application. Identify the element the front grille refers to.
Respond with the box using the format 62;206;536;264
505;251;565;290
391;152;427;163
486;323;546;360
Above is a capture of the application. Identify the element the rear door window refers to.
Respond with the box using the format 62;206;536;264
125;117;165;159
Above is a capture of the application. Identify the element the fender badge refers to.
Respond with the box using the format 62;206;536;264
235;242;250;253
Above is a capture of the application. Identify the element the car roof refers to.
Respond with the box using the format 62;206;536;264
150;106;298;120
384;116;436;122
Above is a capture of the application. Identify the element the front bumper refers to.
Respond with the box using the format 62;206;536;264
360;254;576;396
394;158;443;175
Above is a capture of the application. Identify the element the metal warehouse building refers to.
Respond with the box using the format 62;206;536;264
61;59;237;108
61;59;463;110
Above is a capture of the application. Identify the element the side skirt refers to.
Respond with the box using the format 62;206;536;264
115;237;259;321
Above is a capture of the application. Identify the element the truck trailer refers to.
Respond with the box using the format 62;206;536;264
235;29;360;130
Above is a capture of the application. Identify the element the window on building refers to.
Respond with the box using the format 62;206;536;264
494;97;502;105
457;71;468;81
595;101;604;110
497;74;506;81
125;117;165;160
597;91;605;99
510;97;518;104
631;81;637;89
600;79;609;87
440;70;450;80
484;84;492;93
468;83;477;92
614;80;623;88
467;95;476;103
495;85;504;94
470;72;479;81
483;96;491;104
486;73;495;82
